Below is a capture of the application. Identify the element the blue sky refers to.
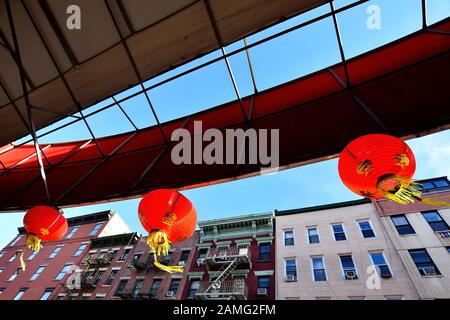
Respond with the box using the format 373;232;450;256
1;0;449;249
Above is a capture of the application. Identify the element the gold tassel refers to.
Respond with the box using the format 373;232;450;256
19;251;26;271
419;197;450;207
378;176;422;205
147;230;184;273
25;233;43;251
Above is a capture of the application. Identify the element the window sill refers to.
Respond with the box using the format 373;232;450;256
398;233;417;237
421;274;443;279
258;259;272;263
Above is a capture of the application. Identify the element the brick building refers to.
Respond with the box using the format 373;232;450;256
190;212;275;300
0;210;131;300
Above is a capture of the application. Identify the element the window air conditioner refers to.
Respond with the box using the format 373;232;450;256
285;275;296;282
165;291;176;297
256;288;268;296
344;271;357;280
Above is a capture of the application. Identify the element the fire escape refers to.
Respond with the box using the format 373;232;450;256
61;233;139;300
196;246;251;300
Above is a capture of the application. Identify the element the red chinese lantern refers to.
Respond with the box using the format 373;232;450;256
338;134;450;206
138;189;197;273
21;206;68;270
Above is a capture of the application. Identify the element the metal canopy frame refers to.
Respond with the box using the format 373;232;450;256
0;0;448;210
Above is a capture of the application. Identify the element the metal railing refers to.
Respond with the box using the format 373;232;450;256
196;279;247;299
206;246;251;262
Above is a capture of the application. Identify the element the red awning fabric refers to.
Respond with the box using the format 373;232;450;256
0;20;449;211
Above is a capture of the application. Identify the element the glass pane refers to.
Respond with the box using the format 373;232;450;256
391;215;408;226
370;253;386;266
423;211;442;222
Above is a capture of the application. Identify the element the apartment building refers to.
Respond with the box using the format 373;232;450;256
113;231;199;300
275;200;419;300
0;211;131;300
189;212;275;300
374;176;450;299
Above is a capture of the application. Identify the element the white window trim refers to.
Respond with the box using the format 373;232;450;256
310;256;327;282
330;223;347;241
284;258;298;279
29;265;46;281
283;229;295;247
369;251;394;279
306;226;320;244
357;219;376;239
338;254;358;280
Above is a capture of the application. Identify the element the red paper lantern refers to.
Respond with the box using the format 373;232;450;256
338;134;419;204
138;189;197;273
23;206;68;247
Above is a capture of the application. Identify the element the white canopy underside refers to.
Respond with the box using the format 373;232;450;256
0;0;326;145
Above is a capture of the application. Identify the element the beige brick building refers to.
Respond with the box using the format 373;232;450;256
374;177;450;299
275;200;419;300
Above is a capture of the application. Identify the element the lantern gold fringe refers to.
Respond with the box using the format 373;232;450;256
378;176;421;205
147;230;184;274
25;233;43;251
378;176;450;207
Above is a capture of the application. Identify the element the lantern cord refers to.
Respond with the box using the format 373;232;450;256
147;230;184;273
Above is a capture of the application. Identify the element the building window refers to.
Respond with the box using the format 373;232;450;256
149;279;161;297
257;276;270;293
95;294;106;300
283;230;294;246
420;177;450;190
132;279;144;295
118;248;131;261
358;220;375;238
332;224;347;241
284;259;297;280
0;268;4;274
48;245;63;259
258;243;271;261
369;253;392;278
56;295;65;300
307;227;320;244
311;257;327;282
422;211;450;232
104;270;118;286
89;223;103;236
0;288;4;295
13;288;27;300
114;279;128;296
65;227;79;239
8;268;20;281
40;288;53;300
187;280;200;298
55;264;72;281
197;248;208;259
179;250;190;263
340;255;358;280
8;250;21;263
27;249;39;261
74;244;88;257
163;253;173;265
447;247;450;254
409;249;441;276
168;279;181;294
391;215;415;235
30;265;46;281
93;271;105;286
0;251;4;258
9;235;23;246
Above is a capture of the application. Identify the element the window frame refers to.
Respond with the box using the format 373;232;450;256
65;226;79;239
283;230;295;246
258;243;271;261
48;245;64;259
30;265;46;281
55;263;72;281
13;288;27;300
422;210;450;232
40;288;53;300
104;270;118;286
369;252;393;278
284;258;298;279
339;254;358;280
408;249;441;276
358;220;376;239
307;227;320;244
311;256;327;282
74;243;88;257
391;214;416;235
187;280;200;298
331;224;347;241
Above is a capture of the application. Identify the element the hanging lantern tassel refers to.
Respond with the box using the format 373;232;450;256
19;233;44;271
147;230;184;273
